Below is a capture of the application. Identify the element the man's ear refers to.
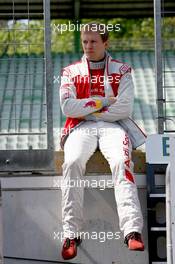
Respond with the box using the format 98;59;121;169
104;40;109;49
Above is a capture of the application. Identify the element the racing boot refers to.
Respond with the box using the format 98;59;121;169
124;232;144;251
62;237;82;260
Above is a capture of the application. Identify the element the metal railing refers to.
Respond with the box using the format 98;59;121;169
0;0;54;172
0;181;3;264
166;136;175;264
154;0;175;134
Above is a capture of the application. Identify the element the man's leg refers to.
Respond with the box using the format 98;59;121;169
98;122;144;249
61;122;98;260
62;122;98;239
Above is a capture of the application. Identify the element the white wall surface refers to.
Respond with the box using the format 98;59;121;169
0;175;148;264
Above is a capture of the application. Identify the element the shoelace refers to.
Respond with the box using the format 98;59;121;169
64;238;71;248
63;237;81;249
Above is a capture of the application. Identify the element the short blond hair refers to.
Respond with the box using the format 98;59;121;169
81;22;109;43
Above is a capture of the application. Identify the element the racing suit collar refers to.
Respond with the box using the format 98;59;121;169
81;51;111;75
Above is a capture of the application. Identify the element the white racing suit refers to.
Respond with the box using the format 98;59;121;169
59;52;146;239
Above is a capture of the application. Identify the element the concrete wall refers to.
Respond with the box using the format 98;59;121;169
0;175;148;264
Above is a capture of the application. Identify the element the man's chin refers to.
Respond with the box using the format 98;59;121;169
87;56;100;62
86;54;94;60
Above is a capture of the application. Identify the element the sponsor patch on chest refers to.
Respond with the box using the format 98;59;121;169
119;64;131;75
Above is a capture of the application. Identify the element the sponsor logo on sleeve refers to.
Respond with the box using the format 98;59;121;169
119;64;131;75
83;101;97;108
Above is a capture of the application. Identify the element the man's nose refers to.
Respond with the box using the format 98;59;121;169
86;42;92;49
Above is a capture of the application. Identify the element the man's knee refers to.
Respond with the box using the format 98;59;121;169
63;158;85;173
111;157;134;172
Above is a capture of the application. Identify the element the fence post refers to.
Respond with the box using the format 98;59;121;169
0;181;3;264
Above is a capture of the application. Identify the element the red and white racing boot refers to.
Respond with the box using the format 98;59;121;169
62;237;82;260
124;232;144;251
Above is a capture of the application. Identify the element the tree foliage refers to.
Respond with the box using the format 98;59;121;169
0;17;175;55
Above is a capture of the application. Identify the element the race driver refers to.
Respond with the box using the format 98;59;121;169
59;21;146;260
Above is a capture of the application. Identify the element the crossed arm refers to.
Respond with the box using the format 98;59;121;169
85;73;134;122
60;70;134;122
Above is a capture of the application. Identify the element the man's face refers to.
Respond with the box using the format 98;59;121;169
81;30;108;61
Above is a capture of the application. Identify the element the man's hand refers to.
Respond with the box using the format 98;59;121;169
77;97;116;121
101;97;116;107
